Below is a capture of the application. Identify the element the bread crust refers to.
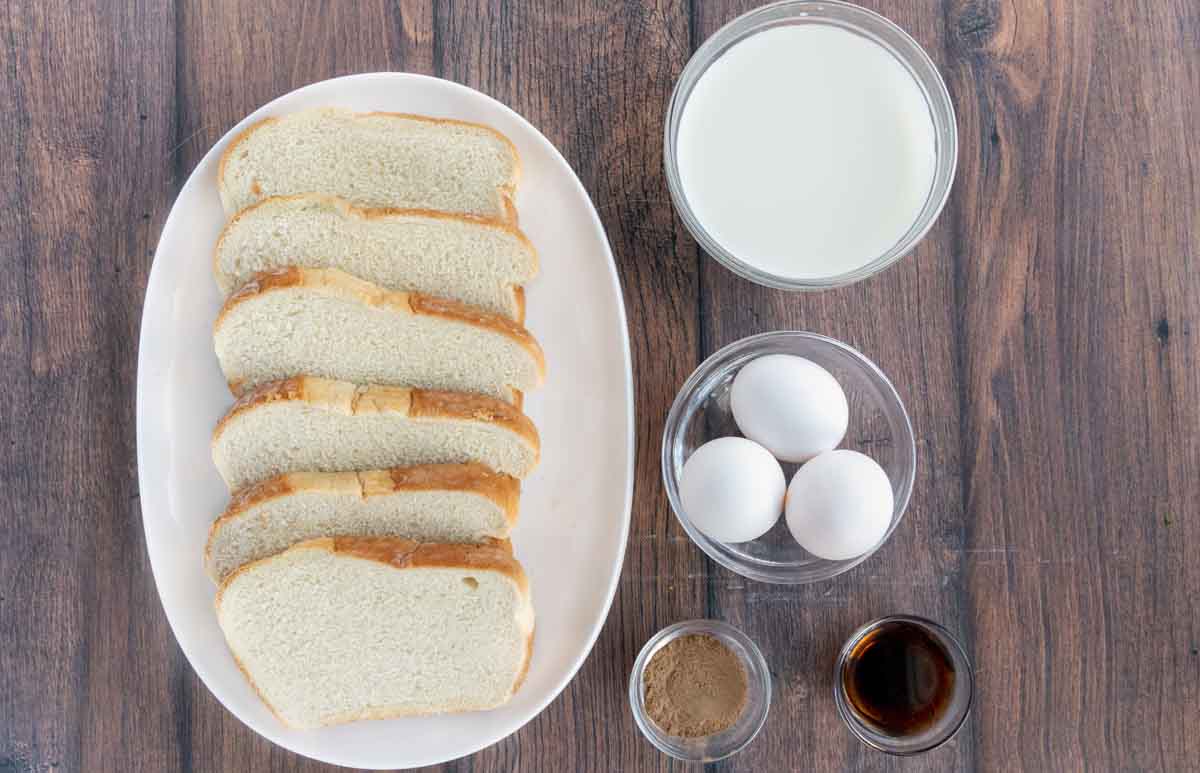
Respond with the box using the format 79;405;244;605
212;193;539;319
217;116;279;212
218;194;535;248
407;388;540;455
214;536;535;728
329;536;526;591
212;376;540;455
213;376;359;433
217;109;521;224
216;465;522;524
374;464;520;518
513;286;526;323
214;267;545;396
205;464;522;576
407;292;545;377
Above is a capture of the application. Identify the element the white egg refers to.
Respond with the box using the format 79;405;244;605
785;449;894;560
730;354;849;463
679;437;785;543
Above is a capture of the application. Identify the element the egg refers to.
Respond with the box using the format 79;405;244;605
679;437;785;543
729;354;849;463
785;449;893;560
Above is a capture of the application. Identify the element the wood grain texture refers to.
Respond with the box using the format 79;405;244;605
1;1;178;772
0;1;1197;771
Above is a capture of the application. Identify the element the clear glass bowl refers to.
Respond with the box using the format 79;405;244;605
834;615;974;754
664;0;958;290
628;620;772;762
662;331;915;584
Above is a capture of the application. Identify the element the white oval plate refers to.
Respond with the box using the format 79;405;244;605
136;73;634;770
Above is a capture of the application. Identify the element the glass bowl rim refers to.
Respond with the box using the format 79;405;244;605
832;614;975;755
661;330;917;584
627;619;773;761
663;0;959;290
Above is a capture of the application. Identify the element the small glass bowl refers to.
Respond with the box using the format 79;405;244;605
662;331;915;584
628;620;772;762
834;615;974;754
664;0;958;290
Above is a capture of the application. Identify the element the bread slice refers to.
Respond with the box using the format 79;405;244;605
218;108;520;222
204;464;520;582
213;194;537;320
216;536;534;728
211;377;540;491
214;267;545;403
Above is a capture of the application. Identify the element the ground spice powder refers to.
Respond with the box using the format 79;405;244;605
642;633;748;737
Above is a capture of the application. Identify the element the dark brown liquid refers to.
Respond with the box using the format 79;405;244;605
842;621;957;736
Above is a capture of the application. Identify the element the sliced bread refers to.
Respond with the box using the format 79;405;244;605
204;464;520;582
218;108;521;222
216;536;534;728
213;194;537;320
211;377;540;491
214;267;545;403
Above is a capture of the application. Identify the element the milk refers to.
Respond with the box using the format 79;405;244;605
677;24;937;279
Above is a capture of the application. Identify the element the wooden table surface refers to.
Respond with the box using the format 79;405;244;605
2;1;1198;771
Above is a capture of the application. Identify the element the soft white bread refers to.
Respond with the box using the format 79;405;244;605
216;536;534;728
214;267;545;403
211;377;540;491
213;194;537;320
218;108;521;222
204;464;520;582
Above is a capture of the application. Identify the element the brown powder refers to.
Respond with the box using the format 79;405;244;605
642;633;748;737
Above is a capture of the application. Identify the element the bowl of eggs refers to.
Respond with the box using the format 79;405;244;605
662;331;915;584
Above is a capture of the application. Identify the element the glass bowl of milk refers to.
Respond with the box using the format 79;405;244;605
665;0;957;289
